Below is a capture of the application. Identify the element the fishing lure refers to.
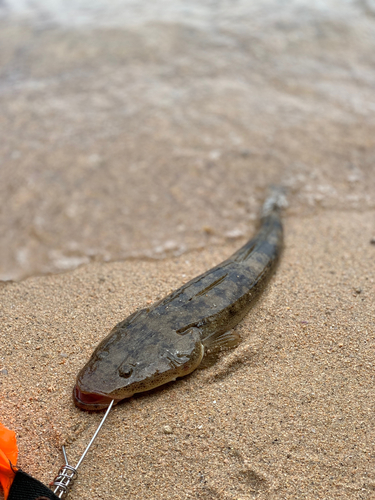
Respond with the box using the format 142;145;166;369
0;411;113;499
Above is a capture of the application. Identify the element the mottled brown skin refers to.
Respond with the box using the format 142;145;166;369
74;194;283;410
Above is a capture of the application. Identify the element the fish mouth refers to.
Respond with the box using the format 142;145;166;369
73;384;118;411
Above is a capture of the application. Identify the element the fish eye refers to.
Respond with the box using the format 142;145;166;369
119;366;134;379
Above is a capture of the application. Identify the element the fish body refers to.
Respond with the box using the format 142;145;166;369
74;189;285;410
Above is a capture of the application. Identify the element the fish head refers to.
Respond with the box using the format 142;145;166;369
73;325;203;411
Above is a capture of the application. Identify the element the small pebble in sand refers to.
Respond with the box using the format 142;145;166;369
163;425;173;435
203;226;215;235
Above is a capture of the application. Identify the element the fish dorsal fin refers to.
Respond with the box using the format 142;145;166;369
194;273;228;298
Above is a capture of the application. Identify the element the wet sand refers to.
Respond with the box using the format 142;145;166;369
1;209;375;499
1;1;375;499
1;2;375;280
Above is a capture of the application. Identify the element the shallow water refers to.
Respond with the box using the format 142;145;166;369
1;0;374;280
0;1;366;28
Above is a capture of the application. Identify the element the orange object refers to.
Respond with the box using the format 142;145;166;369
0;423;18;500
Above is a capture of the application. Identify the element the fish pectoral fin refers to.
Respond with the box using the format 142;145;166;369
202;329;241;352
164;350;189;369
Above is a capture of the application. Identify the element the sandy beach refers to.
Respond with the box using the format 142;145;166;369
1;210;375;499
1;1;375;499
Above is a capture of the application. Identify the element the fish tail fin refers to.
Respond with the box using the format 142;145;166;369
261;185;288;218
